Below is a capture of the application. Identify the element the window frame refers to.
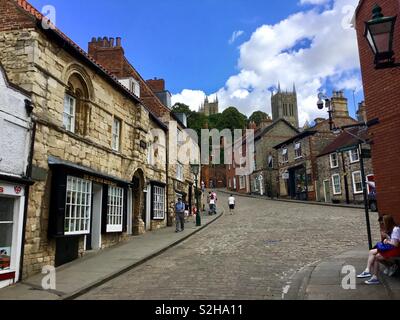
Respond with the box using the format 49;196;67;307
331;174;342;195
112;117;121;152
176;162;184;181
349;149;360;163
282;147;289;163
352;171;363;194
64;176;92;236
152;185;165;220
239;176;246;189
330;153;339;169
294;142;302;159
63;94;76;133
106;186;124;233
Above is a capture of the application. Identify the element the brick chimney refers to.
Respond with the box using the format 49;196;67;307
88;36;126;78
146;78;165;93
331;90;349;118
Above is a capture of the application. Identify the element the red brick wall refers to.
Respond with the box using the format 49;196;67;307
356;0;400;223
0;0;36;31
146;79;165;92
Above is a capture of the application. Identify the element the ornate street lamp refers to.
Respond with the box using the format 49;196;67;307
364;4;398;69
317;92;336;131
190;161;201;227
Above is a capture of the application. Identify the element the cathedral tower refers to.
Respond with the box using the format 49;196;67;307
271;83;299;129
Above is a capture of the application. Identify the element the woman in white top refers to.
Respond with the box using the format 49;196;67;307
228;195;235;215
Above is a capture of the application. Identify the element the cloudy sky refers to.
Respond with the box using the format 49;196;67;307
171;0;364;126
30;0;364;126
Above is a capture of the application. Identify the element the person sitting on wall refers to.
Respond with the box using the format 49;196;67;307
357;215;400;284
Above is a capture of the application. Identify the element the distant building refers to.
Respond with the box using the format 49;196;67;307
317;127;374;205
274;91;358;201
271;83;299;129
199;95;219;116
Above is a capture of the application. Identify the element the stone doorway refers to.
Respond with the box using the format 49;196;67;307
132;169;145;235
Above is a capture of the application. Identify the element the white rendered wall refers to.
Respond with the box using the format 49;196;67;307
0;67;32;177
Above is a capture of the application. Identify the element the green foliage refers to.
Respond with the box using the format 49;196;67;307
249;111;269;126
217;107;248;131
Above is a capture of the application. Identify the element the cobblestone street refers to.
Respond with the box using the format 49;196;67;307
79;193;380;300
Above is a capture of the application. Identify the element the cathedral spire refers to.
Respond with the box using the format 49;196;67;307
278;82;281;93
293;83;296;93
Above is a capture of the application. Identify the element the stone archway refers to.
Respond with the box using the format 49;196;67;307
132;169;145;235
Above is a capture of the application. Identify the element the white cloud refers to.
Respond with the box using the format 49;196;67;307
299;0;330;5
172;0;361;126
229;30;245;44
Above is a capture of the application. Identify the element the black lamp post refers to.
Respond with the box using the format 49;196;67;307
317;92;337;131
190;162;201;227
365;4;398;69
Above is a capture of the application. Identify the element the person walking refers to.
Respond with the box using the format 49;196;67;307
175;198;185;233
228;194;236;215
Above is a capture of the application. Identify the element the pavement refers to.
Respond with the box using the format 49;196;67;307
284;246;400;300
0;210;223;300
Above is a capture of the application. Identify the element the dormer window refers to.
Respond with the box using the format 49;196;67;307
118;77;140;98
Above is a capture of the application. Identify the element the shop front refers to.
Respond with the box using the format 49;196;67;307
48;157;131;267
0;180;28;289
288;165;309;201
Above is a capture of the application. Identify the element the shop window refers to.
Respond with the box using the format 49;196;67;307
107;186;124;232
0;198;14;271
330;153;339;168
332;174;341;195
152;185;165;220
352;171;363;194
112;118;121;152
65;177;92;235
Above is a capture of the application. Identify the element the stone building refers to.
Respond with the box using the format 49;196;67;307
0;0;184;278
250;119;299;197
199;95;219;116
316;128;374;205
274;91;358;201
87;36;198;227
354;0;400;223
271;83;299;129
0;63;34;288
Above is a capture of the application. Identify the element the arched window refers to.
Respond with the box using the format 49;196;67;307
63;73;90;135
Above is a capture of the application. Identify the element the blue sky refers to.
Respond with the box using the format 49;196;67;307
29;0;364;124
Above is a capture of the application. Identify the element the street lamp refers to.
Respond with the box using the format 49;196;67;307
364;4;399;69
190;161;201;227
317;92;336;131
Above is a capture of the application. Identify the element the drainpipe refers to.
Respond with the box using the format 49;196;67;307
19;101;36;282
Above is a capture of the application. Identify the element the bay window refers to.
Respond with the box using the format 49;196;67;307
0;198;14;271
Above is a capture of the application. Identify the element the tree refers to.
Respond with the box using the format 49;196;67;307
217;107;247;132
171;103;193;116
249;111;270;126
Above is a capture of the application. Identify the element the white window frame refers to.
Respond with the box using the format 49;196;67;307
331;174;342;195
282;148;289;163
112;118;121;152
152;185;165;220
294;142;302;159
268;155;273;168
330;153;339;169
352;171;363;194
349;149;360;163
107;186;124;233
65;176;92;235
63;94;76;133
176;162;184;181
